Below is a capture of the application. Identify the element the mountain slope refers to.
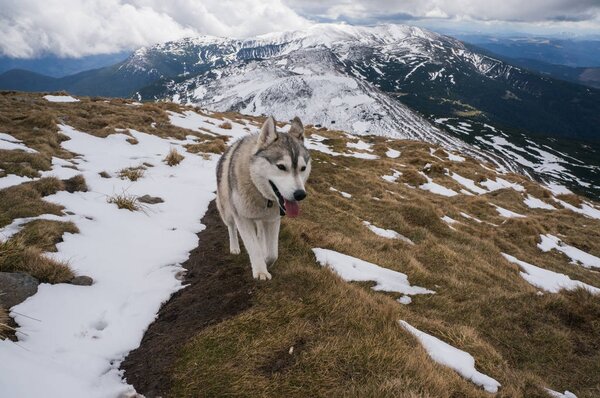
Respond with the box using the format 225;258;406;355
2;24;599;196
131;24;600;142
2;93;600;397
130;24;600;197
0;52;130;78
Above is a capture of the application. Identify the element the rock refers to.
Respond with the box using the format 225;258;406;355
70;276;94;286
0;272;39;308
138;195;164;204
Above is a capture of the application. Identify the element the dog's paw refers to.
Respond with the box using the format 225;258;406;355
230;246;241;255
253;270;272;281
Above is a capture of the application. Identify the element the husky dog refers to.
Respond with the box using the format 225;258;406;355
216;116;311;280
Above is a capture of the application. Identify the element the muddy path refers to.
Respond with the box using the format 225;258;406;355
121;201;256;397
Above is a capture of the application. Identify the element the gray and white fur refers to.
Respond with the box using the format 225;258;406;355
216;116;311;280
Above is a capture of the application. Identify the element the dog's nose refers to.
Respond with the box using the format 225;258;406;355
293;189;307;201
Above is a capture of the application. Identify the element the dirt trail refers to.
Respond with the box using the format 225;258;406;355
121;201;255;397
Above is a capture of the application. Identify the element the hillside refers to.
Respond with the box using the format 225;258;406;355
1;92;600;397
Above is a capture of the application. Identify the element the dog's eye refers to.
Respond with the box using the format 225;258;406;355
300;166;306;172
277;164;287;171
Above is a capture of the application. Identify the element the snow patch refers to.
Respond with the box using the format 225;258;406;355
382;169;402;183
43;95;80;103
399;320;501;393
386;148;400;158
524;195;555;210
480;177;524;192
545;389;578;398
449;172;487;195
330;187;352;198
313;248;433;296
419;173;458;197
502;253;600;294
491;204;526;218
538;234;600;269
363;221;414;245
0;124;218;397
0;133;37;153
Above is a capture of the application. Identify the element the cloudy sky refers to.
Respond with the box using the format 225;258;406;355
1;0;599;58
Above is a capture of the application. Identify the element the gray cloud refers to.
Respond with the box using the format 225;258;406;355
0;0;309;58
284;0;600;24
1;0;598;58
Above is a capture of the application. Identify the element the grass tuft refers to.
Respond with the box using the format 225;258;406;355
219;121;233;130
185;139;227;155
0;238;74;283
401;169;427;186
63;174;88;193
0;150;52;178
0;178;66;228
107;192;141;211
0;306;9;340
556;193;583;207
13;220;79;252
119;166;145;182
164;148;185;166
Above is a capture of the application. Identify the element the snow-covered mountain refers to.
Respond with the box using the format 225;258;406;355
131;24;599;197
131;26;459;147
1;24;596;194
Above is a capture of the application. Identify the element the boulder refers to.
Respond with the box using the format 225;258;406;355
69;275;94;286
0;272;39;308
138;195;164;204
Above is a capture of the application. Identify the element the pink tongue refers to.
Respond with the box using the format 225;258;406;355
284;199;300;218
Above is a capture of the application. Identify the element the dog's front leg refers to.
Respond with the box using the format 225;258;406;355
262;219;280;267
235;217;271;280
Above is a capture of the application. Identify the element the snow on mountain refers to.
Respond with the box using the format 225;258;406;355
129;24;600;196
133;25;483;144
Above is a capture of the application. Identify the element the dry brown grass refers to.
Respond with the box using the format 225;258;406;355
170;129;600;397
0;306;9;339
13;220;79;252
556;193;583;207
164;147;185;166
401;169;428;186
423;162;446;177
185;139;227;155
2;93;600;396
0;238;74;283
0;178;65;227
63;174;88;193
0;150;52;178
107;192;141;211
219;121;233;129
119;166;145;181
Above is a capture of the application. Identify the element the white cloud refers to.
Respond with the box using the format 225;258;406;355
1;0;598;58
0;0;310;58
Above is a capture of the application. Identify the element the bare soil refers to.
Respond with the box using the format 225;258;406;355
121;201;256;397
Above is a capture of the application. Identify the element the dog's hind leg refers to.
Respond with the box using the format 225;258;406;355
226;220;241;255
235;217;271;280
262;219;280;267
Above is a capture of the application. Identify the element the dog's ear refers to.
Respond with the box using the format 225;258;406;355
288;116;304;140
257;116;277;149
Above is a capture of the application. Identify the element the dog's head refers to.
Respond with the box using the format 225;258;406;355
250;116;311;218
